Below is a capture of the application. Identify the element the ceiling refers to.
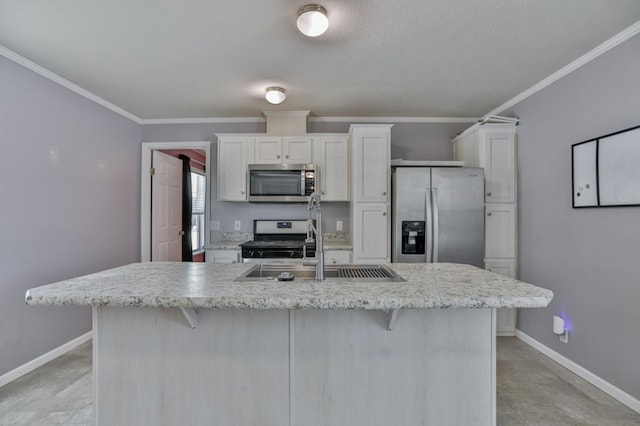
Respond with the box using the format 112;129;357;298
1;1;640;120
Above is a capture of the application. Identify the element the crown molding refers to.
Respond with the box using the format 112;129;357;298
308;116;478;123
484;20;640;118
140;116;479;125
139;117;266;124
0;44;142;124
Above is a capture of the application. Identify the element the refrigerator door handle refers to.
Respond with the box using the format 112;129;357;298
432;187;439;263
425;188;433;263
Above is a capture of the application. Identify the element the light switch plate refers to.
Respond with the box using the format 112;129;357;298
336;220;343;231
210;220;220;231
234;220;241;231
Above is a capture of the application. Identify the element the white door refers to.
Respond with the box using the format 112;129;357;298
218;137;253;201
352;203;389;263
353;132;389;203
485;203;516;258
313;136;349;201
483;131;516;203
254;137;282;163
151;151;183;261
486;259;518;335
283;136;312;163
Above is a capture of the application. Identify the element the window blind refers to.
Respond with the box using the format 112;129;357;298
191;172;206;214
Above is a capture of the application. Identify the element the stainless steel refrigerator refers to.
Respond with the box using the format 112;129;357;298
391;167;485;267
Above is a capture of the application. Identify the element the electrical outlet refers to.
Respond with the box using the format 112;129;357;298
234;220;241;231
336;220;343;231
210;220;220;231
559;331;569;344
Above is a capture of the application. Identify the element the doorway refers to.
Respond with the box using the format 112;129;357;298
140;141;212;262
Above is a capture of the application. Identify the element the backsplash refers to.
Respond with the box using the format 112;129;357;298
216;231;349;244
323;232;350;243
220;232;252;242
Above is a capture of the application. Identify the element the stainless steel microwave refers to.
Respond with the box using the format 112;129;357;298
248;164;316;203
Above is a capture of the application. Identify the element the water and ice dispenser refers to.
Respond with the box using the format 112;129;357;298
401;221;425;255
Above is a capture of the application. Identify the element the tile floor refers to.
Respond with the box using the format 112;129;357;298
497;338;640;425
0;337;638;425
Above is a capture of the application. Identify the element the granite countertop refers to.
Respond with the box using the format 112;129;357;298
206;242;243;250
206;242;352;250
25;262;552;310
321;241;352;250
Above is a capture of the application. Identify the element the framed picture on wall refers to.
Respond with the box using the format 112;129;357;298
572;124;640;208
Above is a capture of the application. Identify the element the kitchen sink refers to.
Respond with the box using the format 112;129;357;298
235;264;405;282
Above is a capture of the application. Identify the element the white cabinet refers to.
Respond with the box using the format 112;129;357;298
350;124;392;264
485;259;517;336
254;136;312;164
485;203;516;258
324;250;352;265
483;130;517;203
351;127;390;203
217;136;254;201
352;203;389;263
453;123;518;335
485;259;516;278
312;135;349;201
453;124;517;203
217;133;349;202
206;249;240;263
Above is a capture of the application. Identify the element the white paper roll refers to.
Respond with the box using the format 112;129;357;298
553;315;565;334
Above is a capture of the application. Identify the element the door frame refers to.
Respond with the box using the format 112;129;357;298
141;141;212;262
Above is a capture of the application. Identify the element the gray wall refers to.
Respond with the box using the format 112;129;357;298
0;57;141;376
503;33;640;399
142;121;468;238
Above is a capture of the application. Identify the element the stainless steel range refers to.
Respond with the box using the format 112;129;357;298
240;220;316;263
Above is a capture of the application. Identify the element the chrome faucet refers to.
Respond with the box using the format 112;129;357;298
303;192;324;280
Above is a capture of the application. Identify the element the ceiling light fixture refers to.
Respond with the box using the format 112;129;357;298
296;4;329;37
265;86;286;104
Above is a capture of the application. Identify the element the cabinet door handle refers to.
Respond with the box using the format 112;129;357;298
382;191;387;196
321;191;325;195
382;212;387;216
277;154;281;159
285;155;289;159
487;212;492;216
241;190;245;194
487;192;492;196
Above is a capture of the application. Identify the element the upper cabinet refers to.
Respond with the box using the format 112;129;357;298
453;124;517;203
351;126;391;203
312;135;349;201
217;136;254;201
217;133;348;202
254;136;312;164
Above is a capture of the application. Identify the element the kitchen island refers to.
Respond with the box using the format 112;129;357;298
26;262;552;426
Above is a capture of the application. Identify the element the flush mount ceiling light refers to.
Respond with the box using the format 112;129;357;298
296;4;329;37
265;86;286;104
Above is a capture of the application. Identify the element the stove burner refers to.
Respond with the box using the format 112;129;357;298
241;219;316;261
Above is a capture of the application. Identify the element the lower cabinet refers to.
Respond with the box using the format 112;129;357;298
324;250;352;265
486;259;517;336
352;203;390;263
206;249;240;264
485;203;516;258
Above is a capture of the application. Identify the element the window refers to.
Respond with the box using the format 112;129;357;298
191;171;206;252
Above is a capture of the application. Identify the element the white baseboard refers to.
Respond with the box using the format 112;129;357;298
0;331;93;388
515;330;640;414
